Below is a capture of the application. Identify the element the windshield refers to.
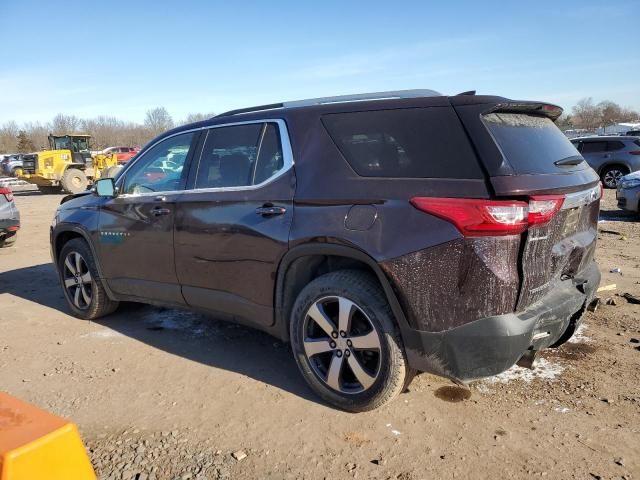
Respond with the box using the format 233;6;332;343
483;113;586;174
52;136;90;152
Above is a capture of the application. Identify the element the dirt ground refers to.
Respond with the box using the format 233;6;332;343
1;189;638;480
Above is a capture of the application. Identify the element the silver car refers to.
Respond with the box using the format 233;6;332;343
570;136;640;188
0;186;20;247
617;171;640;214
0;154;23;177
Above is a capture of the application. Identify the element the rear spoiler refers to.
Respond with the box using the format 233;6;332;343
486;102;564;121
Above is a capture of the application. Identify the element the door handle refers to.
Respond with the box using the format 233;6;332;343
255;205;286;216
151;207;171;216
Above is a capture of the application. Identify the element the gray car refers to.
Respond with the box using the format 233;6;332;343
0;186;20;247
616;171;640;214
570;136;640;188
0;154;23;177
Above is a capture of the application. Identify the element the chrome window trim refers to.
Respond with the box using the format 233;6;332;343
115;119;294;198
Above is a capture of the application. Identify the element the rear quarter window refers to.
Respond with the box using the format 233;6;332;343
322;107;483;178
483;113;586;174
607;141;625;151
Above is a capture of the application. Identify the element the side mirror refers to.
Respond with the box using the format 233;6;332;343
95;178;116;197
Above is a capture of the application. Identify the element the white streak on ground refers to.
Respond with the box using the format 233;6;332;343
482;358;565;384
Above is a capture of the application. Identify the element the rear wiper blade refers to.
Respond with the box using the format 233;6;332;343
554;156;584;167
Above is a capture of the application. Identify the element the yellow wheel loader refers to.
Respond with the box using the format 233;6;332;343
19;134;119;194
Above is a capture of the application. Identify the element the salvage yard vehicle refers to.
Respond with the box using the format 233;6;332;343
19;134;119;194
570;136;640;188
617;171;640;214
101;146;139;164
0;186;19;247
0;154;23;177
50;90;602;411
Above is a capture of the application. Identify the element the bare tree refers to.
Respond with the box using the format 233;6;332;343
571;98;601;130
0;109;214;154
144;107;174;136
16;130;35;153
556;114;574;131
180;112;215;125
0;121;19;153
50;113;83;134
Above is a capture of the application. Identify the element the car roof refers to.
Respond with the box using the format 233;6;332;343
572;136;638;141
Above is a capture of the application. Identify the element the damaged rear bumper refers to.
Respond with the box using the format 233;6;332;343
400;262;600;382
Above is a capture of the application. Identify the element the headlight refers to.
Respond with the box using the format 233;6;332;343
620;178;640;189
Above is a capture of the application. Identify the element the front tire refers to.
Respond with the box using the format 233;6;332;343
290;270;413;412
60;168;88;194
58;238;119;319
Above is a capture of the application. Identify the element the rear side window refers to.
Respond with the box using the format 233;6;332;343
607;141;625;151
483;113;585;174
581;141;607;154
322;108;483;178
195;122;285;189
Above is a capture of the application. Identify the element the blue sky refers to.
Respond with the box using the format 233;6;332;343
1;0;638;123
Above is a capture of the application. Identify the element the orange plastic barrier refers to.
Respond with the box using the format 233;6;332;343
0;392;95;480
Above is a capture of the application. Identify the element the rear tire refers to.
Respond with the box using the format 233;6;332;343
290;270;414;412
601;165;629;188
0;232;17;248
60;168;88;194
58;238;119;319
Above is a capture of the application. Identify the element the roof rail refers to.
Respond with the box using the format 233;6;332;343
214;89;442;118
283;89;442;109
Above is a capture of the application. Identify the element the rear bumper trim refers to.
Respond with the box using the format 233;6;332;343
400;262;600;382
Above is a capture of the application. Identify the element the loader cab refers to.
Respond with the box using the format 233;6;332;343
48;134;92;164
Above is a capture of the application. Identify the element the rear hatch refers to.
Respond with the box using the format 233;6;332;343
452;96;601;309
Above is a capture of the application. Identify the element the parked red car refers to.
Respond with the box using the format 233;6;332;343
102;147;139;164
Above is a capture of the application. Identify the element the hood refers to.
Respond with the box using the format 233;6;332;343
621;170;640;181
59;190;95;208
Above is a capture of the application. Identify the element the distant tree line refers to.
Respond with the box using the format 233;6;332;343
0;107;214;154
557;98;639;132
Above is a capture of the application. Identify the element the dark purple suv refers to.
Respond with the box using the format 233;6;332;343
50;90;601;411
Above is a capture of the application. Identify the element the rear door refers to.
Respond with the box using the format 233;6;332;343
579;140;608;172
174;120;295;327
453;100;601;309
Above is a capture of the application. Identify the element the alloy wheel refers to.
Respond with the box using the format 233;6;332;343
603;169;624;188
63;251;93;310
302;296;381;394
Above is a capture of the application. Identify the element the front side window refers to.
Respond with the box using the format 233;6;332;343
121;132;194;194
195;122;284;189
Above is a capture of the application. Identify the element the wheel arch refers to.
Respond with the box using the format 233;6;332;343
52;225;117;300
273;243;410;342
598;161;631;175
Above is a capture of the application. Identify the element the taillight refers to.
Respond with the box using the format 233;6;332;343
0;187;13;202
528;195;564;226
409;198;528;236
629;150;640;155
410;195;565;237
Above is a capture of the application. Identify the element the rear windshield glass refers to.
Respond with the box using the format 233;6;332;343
322;108;483;178
483;113;584;174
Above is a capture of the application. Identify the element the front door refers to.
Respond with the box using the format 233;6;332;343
174;120;294;326
97;131;199;304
